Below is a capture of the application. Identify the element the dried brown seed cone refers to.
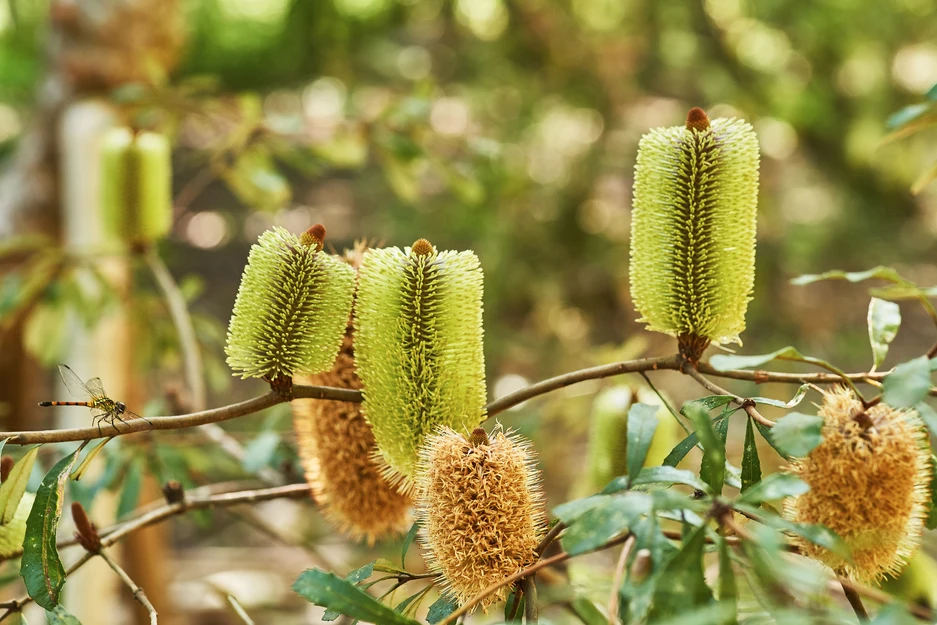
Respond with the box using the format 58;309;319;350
292;326;412;544
785;388;931;583
415;427;547;610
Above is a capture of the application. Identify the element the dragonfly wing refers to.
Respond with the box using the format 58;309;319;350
57;364;94;402
84;377;107;401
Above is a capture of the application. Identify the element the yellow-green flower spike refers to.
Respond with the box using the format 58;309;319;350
225;224;355;386
629;107;760;360
354;239;486;490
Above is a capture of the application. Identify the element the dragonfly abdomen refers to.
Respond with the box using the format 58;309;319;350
39;401;94;407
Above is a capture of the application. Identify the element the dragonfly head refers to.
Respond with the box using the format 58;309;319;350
116;401;127;414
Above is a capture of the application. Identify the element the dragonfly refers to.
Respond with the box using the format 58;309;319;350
39;364;150;435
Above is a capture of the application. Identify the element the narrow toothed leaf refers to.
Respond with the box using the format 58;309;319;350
225;226;356;381
629;109;760;352
355;241;486;486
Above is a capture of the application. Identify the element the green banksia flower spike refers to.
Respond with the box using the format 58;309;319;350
0;492;33;558
225;224;356;386
786;388;931;583
629;107;760;360
101;127;173;244
415;426;546;610
354;239;486;490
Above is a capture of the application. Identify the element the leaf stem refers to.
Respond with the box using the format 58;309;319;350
683;365;776;428
99;549;159;624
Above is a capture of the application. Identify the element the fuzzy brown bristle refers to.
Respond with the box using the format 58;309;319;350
0;457;13;483
292;324;412;544
410;238;434;256
685;107;710;131
414;427;547;610
785;388;931;583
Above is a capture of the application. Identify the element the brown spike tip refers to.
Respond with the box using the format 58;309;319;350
71;502;101;552
300;224;327;250
411;238;434;257
685;107;711;132
468;427;489;447
0;456;13;483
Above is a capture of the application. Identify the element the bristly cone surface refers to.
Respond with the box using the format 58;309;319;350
414;427;546;610
354;241;486;491
786;388;931;584
629;108;759;350
225;226;355;381
293;326;412;544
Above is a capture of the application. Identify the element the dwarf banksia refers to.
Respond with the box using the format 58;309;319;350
225;225;356;385
0;492;34;558
354;239;486;489
415;427;546;609
101;127;173;244
629;107;759;359
785;388;931;583
292;251;412;544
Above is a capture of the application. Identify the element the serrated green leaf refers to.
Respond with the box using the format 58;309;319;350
737;502;850;559
683;402;725;494
663;431;699;468
70;438;112;482
401;522;419;568
884;356;933;408
372;558;408;575
791;266;904;287
736;473;808;505
627;403;660;484
570;596;605;625
45;605;82;624
886;102;935;130
22;446;85;610
553;496;607;523
919;403;937;439
426;594;458;625
0;446;39;524
770;413;824;457
741;418;761;493
752;418;790;460
868;298;901;368
691;396;734;410
346;563;375;584
647;524;713;619
750;384;809;409
293;569;420;625
605;466;709;493
395;586;431;615
871;603;919;625
717;537;737;624
561;493;651;556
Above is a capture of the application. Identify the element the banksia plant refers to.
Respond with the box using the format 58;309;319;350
0;492;34;558
354;239;486;489
629;107;760;361
785;388;931;583
225;225;356;389
101;127;173;244
292;245;412;544
414;426;546;609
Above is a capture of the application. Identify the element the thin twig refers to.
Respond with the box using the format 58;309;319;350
607;536;635;625
485;355;682;417
3;385;361;445
100;549;158;624
840;581;869;623
535;522;566;556
927;340;937;360
226;595;256;625
683;366;776;428
523;575;538;624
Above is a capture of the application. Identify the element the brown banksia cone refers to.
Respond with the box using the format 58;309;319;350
292;250;411;544
785;388;931;583
414;426;546;610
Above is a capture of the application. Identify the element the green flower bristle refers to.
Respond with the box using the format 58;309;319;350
629;107;760;356
225;225;355;381
354;240;486;490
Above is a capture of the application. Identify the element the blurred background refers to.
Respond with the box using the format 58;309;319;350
0;0;936;623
